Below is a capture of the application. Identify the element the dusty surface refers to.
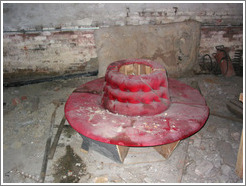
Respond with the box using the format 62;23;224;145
2;74;244;183
95;20;201;78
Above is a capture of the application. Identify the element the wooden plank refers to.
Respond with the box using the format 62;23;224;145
176;140;190;182
226;101;243;118
40;103;61;182
239;93;243;102
80;134;127;163
48;115;66;159
236;130;243;178
123;147;165;164
210;111;243;122
126;64;134;75
236;92;243;178
230;99;243;110
140;64;146;74
145;66;151;74
133;63;138;75
154;140;180;159
124;65;128;75
116;145;130;163
119;65;125;74
137;64;141;75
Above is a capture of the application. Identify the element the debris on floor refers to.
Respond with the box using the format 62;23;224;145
52;145;87;183
2;75;243;183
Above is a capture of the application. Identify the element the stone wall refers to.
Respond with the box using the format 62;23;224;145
95;20;201;77
3;3;243;80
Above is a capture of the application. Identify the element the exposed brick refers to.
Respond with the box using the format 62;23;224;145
42;31;51;36
21;96;27;100
34;36;47;41
115;20;125;26
3;30;97;79
199;26;243;63
139;20;150;25
71;35;78;39
3;5;243;80
12;98;21;106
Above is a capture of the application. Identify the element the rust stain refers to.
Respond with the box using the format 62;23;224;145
130;119;136;127
23;46;28;56
53;31;75;35
204;78;219;84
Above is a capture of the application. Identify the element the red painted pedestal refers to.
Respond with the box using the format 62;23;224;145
65;77;209;147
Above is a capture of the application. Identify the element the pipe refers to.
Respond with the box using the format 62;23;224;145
3;27;100;34
3;70;98;87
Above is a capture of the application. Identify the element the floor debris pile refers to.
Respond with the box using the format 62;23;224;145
2;75;243;183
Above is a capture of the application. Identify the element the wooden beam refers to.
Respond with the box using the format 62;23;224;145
48;115;66;159
145;66;151;74
140;64;146;75
80;134;129;163
226;100;243;118
126;64;134;75
116;145;130;163
239;93;243;102
236;130;243;178
119;65;125;74
236;92;243;179
210;111;243;122
154;140;180;159
137;64;141;75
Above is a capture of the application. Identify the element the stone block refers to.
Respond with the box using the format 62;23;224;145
217;140;237;167
74;18;92;26
42;31;51;36
95;20;201;78
34;36;47;41
195;160;214;176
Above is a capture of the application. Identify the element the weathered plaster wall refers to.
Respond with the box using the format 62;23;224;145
95;20;201;77
3;3;243;31
3;3;243;80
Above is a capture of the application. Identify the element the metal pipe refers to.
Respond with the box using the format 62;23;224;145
3;27;100;34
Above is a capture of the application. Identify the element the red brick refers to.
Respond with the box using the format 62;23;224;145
12;98;21;105
21;96;27;101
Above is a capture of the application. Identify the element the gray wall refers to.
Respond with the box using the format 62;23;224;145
3;3;243;31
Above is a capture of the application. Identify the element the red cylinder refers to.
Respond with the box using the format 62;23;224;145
102;59;171;116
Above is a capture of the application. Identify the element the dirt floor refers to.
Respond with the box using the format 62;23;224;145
2;74;244;184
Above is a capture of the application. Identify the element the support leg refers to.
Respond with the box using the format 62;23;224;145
80;134;129;163
154;140;180;159
236;130;243;178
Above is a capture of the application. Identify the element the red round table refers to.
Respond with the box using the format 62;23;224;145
65;77;209;147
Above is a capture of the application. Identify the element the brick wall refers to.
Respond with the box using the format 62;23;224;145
3;30;97;80
3;3;243;80
199;26;243;60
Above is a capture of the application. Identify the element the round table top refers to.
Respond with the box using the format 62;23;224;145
65;77;209;147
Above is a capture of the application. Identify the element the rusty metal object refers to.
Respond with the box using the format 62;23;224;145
40;100;62;182
213;45;235;77
48;115;66;159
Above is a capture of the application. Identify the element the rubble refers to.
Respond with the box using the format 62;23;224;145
2;75;243;183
